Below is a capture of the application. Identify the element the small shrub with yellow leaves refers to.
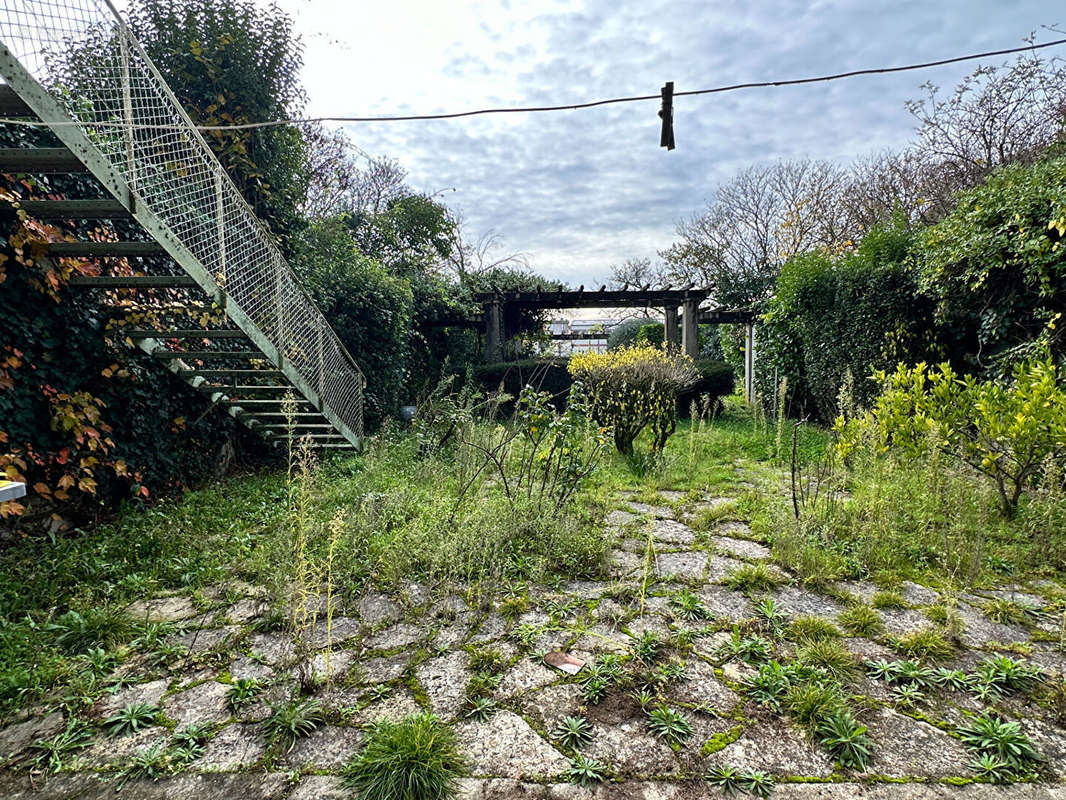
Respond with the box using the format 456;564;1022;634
568;345;698;455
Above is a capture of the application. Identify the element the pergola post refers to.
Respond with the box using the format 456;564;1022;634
485;299;503;362
681;299;699;358
663;306;679;349
744;322;756;403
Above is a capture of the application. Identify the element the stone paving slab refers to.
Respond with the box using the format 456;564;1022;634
456;711;569;778
195;722;266;770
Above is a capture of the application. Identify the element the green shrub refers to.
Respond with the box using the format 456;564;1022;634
853;357;1066;516
466;359;573;412
607;319;648;350
343;712;466;800
293;219;414;428
678;360;735;416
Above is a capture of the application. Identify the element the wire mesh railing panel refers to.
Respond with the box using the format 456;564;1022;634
0;0;364;440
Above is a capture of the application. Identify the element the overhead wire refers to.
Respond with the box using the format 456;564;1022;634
0;36;1063;131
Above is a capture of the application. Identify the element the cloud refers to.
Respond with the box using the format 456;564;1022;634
270;0;1056;284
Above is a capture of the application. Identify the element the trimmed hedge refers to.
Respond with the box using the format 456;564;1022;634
679;359;735;415
465;359;573;411
465;357;733;418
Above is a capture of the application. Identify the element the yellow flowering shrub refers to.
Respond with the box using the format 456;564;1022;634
568;345;698;455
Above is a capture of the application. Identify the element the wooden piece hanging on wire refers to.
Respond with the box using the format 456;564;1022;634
659;81;675;150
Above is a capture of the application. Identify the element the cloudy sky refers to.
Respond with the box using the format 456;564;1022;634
268;0;1057;286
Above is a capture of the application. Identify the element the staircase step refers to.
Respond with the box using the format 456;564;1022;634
49;241;169;258
20;199;131;219
69;275;198;288
181;369;284;378
0;147;86;173
124;328;247;339
151;350;259;360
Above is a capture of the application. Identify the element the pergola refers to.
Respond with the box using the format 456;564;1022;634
473;287;759;401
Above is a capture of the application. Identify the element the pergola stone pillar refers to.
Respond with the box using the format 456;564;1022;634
681;298;699;358
484;299;503;362
663;306;679;349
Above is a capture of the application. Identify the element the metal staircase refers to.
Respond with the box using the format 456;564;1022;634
0;0;363;450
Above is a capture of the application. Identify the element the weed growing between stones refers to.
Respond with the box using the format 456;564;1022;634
957;713;1043;780
838;604;883;637
565;754;608;785
724;563;782;593
787;615;841;642
670;587;711;621
646;705;692;746
893;628;954;662
30;718;92;770
741;659;872;770
261;697;324;752
104;701;159;736
705;764;776;797
226;677;262;711
552;715;594;749
115;741;171;785
342;712;465;800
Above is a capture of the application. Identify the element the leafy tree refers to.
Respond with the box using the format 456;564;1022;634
292;219;413;429
916;155;1066;373
127;0;310;245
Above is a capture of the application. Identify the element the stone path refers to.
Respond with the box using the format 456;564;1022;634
3;490;1066;798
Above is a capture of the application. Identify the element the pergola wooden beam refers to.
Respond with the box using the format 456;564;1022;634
473;288;711;309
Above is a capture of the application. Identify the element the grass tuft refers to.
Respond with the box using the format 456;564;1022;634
343;712;466;800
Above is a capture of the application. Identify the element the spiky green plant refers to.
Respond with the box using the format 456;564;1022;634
646;705;692;746
261;698;324;752
226;678;262;710
565;754;607;785
974;655;1042;695
704;764;745;796
724;564;781;593
464;697;497;721
957;714;1042;774
838;605;883;637
788;615;841;642
670;588;711;621
796;639;855;680
631;630;662;664
894;628;953;662
552;716;594;749
116;741;170;784
818;711;871;770
30;718;92;771
105;702;159;737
